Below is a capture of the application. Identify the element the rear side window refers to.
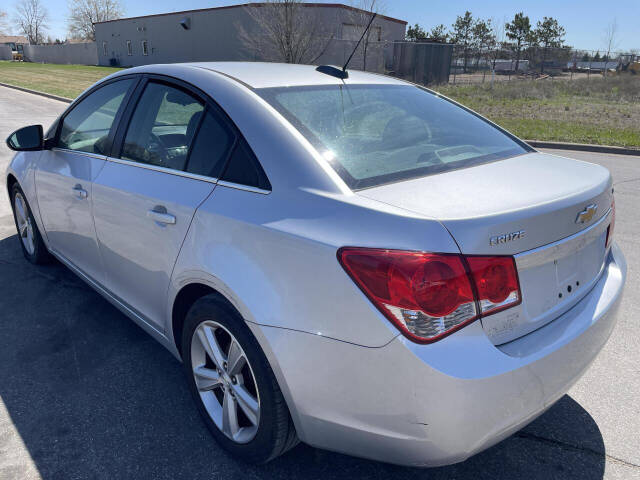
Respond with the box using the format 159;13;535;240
221;138;271;191
58;79;134;155
185;109;234;179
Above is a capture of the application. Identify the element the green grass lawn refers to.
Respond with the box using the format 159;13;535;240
1;61;638;148
0;61;123;99
434;76;640;148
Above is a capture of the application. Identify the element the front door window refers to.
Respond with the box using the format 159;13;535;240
58;79;134;155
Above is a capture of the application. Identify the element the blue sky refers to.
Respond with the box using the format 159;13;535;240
16;0;640;52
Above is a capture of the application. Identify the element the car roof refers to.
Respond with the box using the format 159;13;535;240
127;62;409;89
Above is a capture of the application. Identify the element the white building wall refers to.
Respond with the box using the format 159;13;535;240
0;45;12;61
23;43;98;65
95;4;406;71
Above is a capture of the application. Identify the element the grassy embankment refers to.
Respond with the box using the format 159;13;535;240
435;76;640;148
0;61;123;99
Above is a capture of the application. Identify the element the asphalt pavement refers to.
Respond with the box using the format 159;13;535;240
0;86;638;480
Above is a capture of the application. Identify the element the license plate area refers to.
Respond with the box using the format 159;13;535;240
481;209;612;345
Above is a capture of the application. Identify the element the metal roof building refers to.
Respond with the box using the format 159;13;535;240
0;35;29;48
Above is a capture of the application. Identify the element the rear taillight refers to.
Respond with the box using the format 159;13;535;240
606;198;615;248
338;248;521;344
466;256;521;316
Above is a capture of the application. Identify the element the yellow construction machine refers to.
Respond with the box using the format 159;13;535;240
616;54;640;75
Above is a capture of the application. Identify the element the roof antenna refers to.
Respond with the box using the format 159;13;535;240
315;12;377;80
343;12;377;73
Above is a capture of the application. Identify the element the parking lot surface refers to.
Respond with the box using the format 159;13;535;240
0;86;638;479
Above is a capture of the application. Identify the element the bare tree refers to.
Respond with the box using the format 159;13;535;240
602;18;619;77
491;16;507;45
14;0;49;44
68;0;124;41
238;1;334;64
0;10;10;35
490;15;508;70
347;0;385;71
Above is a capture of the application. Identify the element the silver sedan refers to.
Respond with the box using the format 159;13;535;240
5;62;626;467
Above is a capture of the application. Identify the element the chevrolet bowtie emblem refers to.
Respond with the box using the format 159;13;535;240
576;204;597;224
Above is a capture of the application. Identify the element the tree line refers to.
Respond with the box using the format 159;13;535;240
1;0;627;73
0;0;123;44
406;11;566;73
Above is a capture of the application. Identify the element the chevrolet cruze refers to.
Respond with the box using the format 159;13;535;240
5;62;626;466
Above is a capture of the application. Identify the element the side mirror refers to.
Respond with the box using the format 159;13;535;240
6;125;44;151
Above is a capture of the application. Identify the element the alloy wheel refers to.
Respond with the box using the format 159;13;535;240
190;320;261;444
14;193;35;256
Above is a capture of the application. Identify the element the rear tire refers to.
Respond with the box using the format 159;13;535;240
182;295;298;464
10;183;51;265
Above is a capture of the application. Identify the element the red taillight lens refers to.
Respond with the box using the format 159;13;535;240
338;248;521;344
413;260;467;316
466;256;521;315
606;198;615;248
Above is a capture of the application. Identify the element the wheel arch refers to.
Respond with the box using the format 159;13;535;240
170;280;305;439
171;282;220;357
171;281;270;360
6;173;18;198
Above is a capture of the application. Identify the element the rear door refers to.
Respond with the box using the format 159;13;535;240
91;77;235;329
36;77;137;282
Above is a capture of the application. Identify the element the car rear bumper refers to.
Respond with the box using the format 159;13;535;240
256;243;626;467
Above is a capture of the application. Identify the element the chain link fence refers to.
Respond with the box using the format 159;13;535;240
320;39;638;87
446;44;634;85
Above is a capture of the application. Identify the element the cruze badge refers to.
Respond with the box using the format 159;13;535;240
490;230;525;246
576;204;597;224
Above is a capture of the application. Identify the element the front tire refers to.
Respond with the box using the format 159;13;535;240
10;183;51;265
182;295;298;464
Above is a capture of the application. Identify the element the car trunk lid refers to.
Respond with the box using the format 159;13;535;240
358;152;613;344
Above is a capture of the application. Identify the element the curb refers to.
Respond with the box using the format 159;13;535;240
0;82;72;104
527;140;640;156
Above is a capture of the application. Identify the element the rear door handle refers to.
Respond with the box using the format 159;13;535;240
147;206;176;225
72;184;88;199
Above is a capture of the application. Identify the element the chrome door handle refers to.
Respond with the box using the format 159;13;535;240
72;184;88;199
147;206;176;225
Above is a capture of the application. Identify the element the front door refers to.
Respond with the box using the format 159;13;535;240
91;80;235;329
36;78;136;282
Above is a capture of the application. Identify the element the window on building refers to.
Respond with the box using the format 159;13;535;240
126;40;132;56
342;24;382;42
102;41;108;56
142;40;148;56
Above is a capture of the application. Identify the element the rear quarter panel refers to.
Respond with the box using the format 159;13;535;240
167;183;460;348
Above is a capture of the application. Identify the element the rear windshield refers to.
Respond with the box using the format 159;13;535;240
257;84;531;189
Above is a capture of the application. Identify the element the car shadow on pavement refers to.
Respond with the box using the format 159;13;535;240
0;234;606;480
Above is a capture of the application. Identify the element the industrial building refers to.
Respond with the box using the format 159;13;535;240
94;3;407;70
0;35;29;60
